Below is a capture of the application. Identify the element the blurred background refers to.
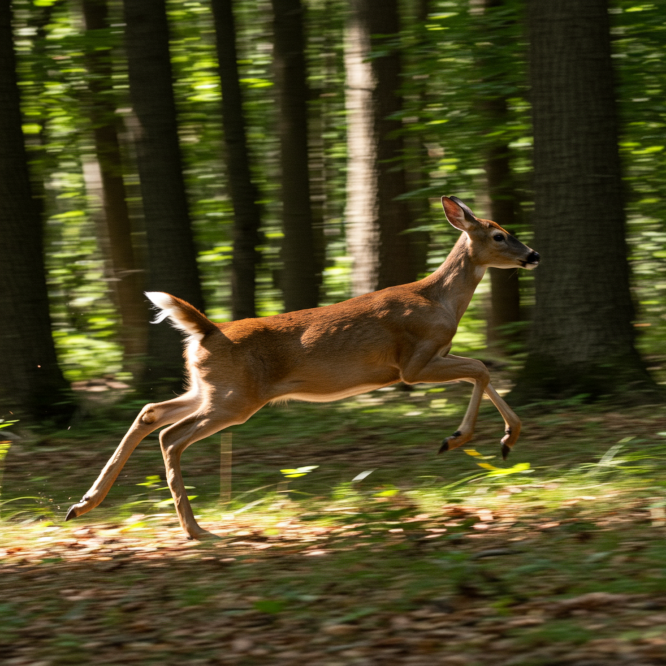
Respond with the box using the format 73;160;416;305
2;7;666;660
1;0;665;424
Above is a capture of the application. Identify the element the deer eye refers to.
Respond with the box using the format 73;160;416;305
493;234;505;242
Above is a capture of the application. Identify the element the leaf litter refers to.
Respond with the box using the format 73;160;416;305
1;389;666;664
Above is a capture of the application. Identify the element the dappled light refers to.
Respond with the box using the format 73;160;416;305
1;0;666;663
2;385;666;662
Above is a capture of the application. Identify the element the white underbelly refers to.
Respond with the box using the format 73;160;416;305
275;382;396;404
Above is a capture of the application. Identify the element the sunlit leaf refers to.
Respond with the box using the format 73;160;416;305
280;466;318;478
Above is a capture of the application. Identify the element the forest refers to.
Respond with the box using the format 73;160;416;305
1;0;666;664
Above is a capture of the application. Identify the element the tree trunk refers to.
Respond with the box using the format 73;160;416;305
271;0;319;312
124;0;204;392
345;0;414;297
404;0;431;280
512;0;656;401
210;0;262;321
83;0;147;378
484;104;522;351
0;2;72;422
477;0;522;352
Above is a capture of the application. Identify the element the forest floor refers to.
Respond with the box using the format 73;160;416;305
1;380;666;665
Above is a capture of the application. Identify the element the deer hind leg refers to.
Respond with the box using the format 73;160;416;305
159;400;261;540
65;392;201;522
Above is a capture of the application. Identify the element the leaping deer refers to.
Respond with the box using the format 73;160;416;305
66;196;539;539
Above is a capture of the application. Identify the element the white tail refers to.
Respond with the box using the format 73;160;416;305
145;291;217;342
67;196;539;539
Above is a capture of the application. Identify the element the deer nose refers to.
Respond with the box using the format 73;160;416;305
526;251;540;264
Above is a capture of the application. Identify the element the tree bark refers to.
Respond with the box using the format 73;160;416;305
210;0;262;321
124;0;204;392
0;2;72;422
345;0;414;297
83;0;147;377
512;0;656;401
404;0;431;280
271;0;319;312
484;103;522;351
477;0;522;352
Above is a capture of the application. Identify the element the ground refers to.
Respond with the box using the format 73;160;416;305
1;380;665;665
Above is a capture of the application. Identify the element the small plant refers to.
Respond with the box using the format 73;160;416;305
127;475;196;513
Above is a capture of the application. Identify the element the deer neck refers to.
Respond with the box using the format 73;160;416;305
423;234;486;323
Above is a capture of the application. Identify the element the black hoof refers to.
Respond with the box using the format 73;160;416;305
501;444;511;460
439;431;462;455
65;504;79;521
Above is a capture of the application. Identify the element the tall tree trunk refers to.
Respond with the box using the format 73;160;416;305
0;2;72;422
345;0;414;297
83;0;147;378
512;0;656;400
210;0;262;321
271;0;319;312
404;0;431;280
485;134;521;350
124;0;204;392
477;0;522;352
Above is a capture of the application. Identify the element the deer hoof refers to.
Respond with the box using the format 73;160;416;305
501;444;511;460
65;504;80;521
439;430;462;454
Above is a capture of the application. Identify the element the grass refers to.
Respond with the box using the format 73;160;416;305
1;382;665;664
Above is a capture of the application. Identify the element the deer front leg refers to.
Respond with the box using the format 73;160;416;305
401;352;490;452
484;383;521;459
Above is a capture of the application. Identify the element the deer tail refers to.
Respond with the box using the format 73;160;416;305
145;292;218;342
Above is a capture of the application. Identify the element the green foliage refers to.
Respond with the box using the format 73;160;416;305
7;0;666;383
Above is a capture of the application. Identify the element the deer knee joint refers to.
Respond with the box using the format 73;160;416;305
140;404;157;424
472;363;490;387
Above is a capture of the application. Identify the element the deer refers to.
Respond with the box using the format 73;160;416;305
66;196;539;539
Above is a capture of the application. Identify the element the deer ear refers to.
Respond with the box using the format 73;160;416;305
442;196;476;232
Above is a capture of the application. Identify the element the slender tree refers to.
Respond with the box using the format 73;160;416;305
124;0;204;391
210;0;262;321
513;0;656;400
0;2;71;421
484;131;521;350
83;0;147;376
271;0;319;311
345;0;414;296
477;0;522;351
404;0;431;281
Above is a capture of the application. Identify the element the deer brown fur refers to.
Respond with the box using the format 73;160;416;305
66;196;539;539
